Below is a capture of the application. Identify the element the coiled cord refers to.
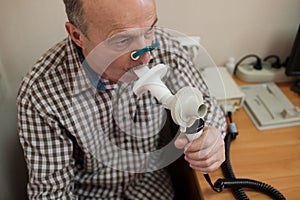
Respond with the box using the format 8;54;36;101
220;132;249;199
203;112;286;200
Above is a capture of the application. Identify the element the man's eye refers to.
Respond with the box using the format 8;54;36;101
116;38;130;47
110;38;132;50
144;28;154;38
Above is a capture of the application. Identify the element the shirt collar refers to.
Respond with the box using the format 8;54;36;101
75;44;106;91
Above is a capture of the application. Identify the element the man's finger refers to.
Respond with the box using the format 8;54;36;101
174;133;188;149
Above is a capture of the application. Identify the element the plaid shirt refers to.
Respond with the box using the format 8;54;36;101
17;29;226;200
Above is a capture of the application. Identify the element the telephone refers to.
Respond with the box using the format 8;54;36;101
240;82;300;130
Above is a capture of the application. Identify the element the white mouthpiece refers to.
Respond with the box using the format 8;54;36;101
133;64;207;130
133;65;150;77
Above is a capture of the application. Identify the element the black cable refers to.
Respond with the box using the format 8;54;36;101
220;112;249;199
214;178;286;200
220;131;249;199
233;54;262;75
263;55;282;68
203;111;286;200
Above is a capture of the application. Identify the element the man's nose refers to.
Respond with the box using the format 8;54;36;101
130;48;150;64
138;51;151;64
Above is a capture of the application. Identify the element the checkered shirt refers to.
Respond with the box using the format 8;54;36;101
17;28;226;200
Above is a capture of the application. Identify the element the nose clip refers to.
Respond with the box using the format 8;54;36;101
131;42;160;61
131;51;140;61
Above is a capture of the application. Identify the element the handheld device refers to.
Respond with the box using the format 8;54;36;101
133;64;207;141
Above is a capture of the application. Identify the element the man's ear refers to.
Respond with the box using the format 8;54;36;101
65;22;84;48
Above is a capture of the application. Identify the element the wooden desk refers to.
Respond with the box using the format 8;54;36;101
195;80;300;200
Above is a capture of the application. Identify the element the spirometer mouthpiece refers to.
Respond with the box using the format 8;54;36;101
133;64;207;133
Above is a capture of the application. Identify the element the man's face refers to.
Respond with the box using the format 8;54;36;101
80;0;157;82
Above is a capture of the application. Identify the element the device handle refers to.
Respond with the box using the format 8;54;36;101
184;118;205;142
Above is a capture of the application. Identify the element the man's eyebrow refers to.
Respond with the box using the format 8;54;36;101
106;18;159;42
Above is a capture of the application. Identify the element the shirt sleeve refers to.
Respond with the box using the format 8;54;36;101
17;95;76;200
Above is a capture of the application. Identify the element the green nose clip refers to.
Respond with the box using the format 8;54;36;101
131;42;160;61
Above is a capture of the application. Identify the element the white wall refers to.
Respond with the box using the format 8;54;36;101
0;1;67;199
157;0;300;65
0;0;299;199
1;0;300;92
0;0;67;93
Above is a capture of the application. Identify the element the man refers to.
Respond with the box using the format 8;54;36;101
17;0;226;199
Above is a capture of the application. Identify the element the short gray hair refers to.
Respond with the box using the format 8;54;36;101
63;0;88;34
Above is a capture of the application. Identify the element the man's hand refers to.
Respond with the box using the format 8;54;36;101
174;127;225;173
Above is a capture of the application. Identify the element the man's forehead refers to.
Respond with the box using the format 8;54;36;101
83;0;156;17
82;0;156;42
